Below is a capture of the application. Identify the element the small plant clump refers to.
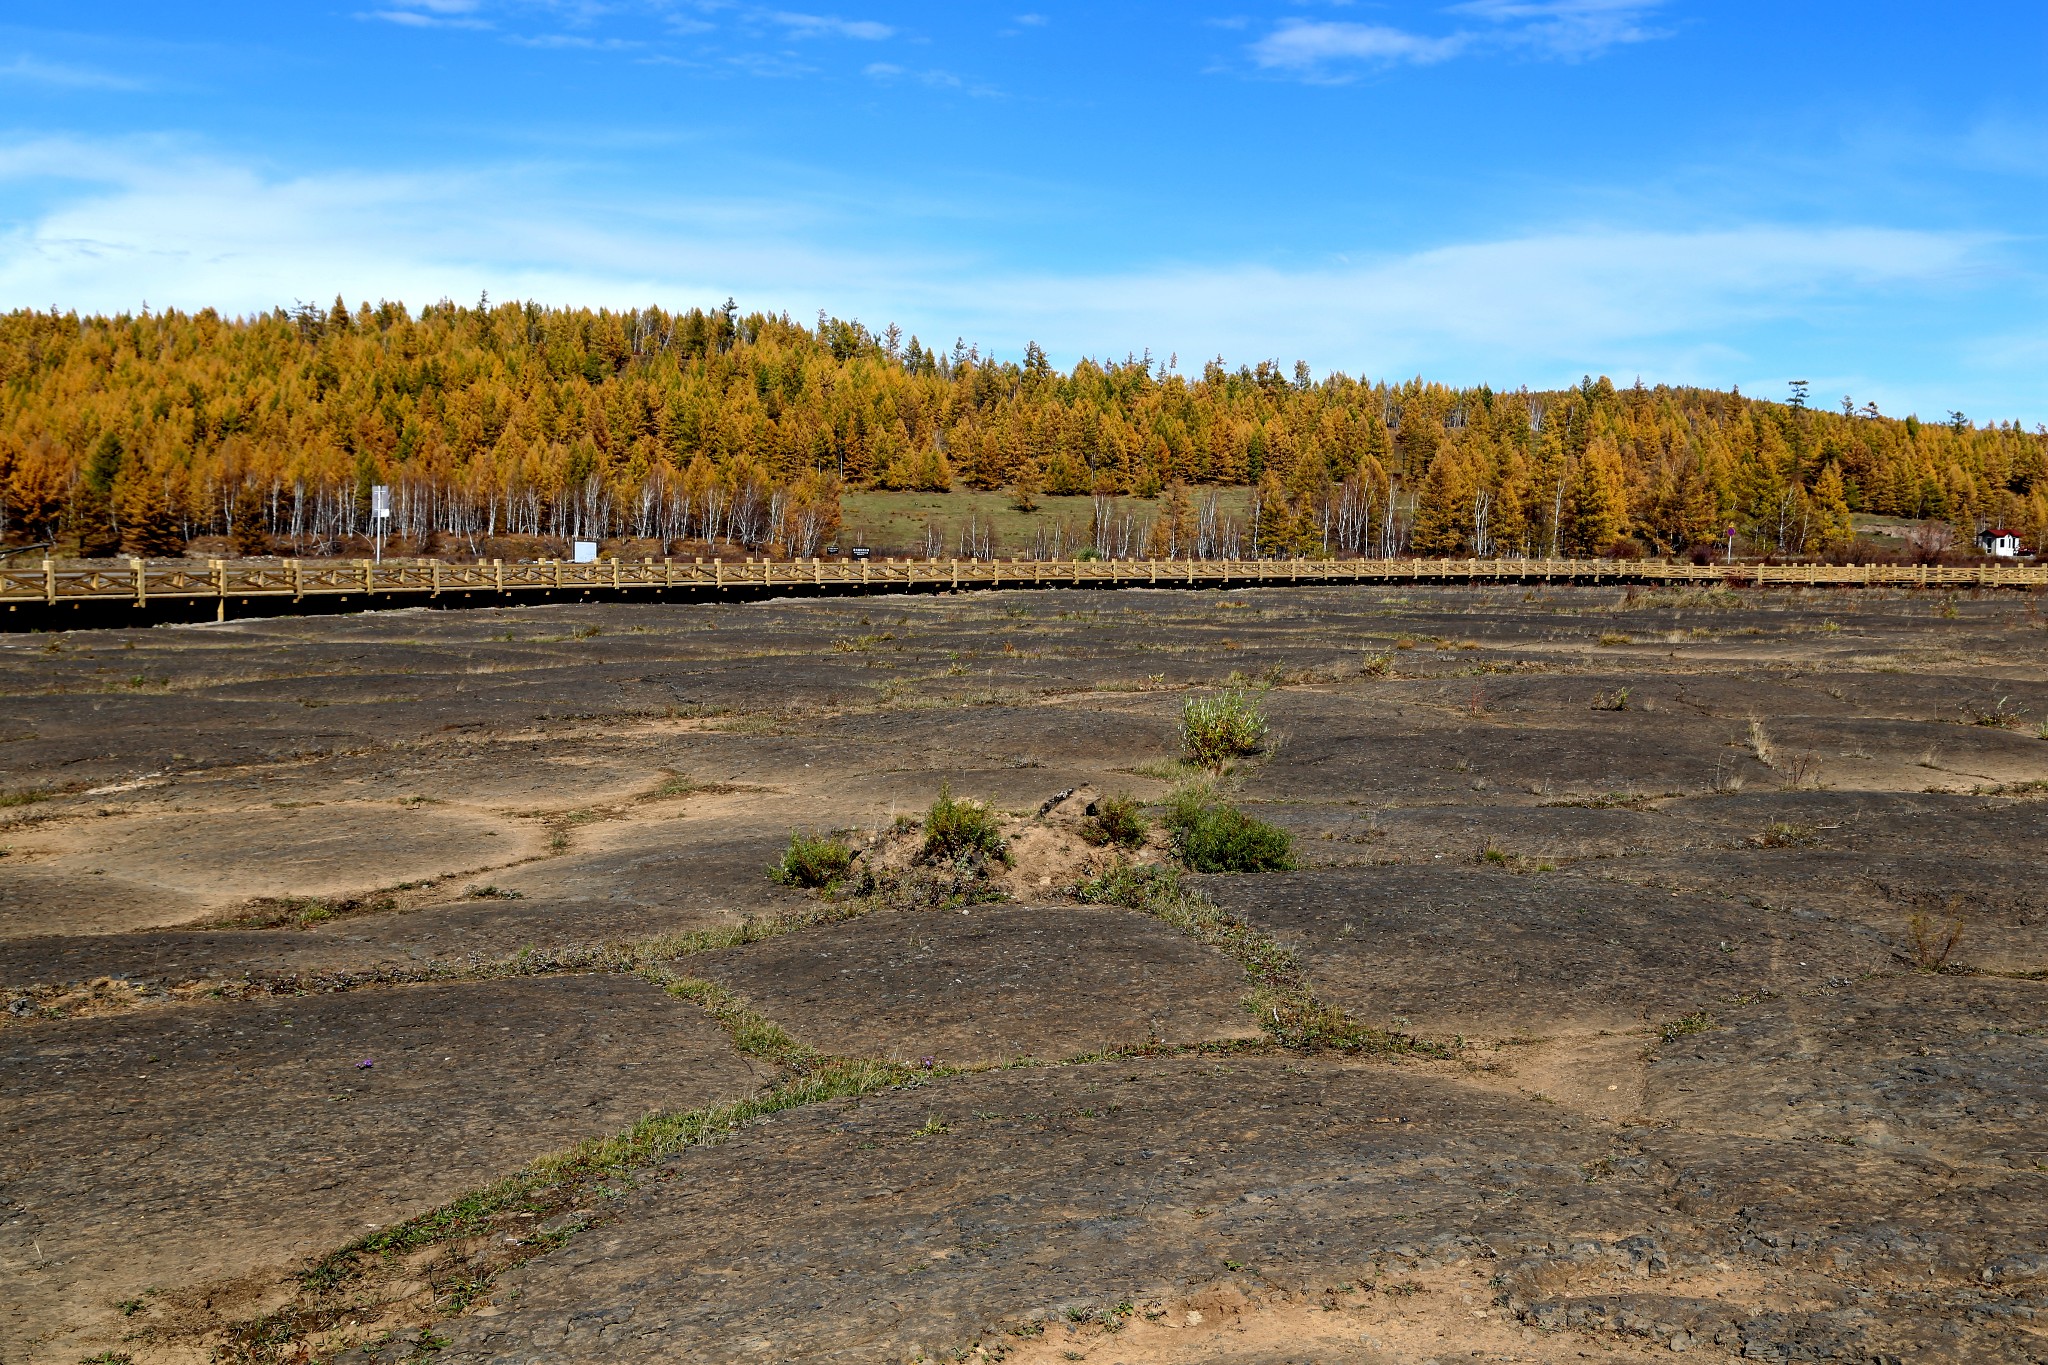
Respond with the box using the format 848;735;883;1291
1165;787;1294;874
770;830;855;888
1180;687;1269;769
1903;898;1967;972
1660;1010;1718;1043
920;785;1008;864
1080;793;1148;849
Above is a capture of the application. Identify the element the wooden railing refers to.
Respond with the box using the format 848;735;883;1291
4;554;2045;621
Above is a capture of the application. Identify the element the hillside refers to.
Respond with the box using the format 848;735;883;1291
3;299;2043;560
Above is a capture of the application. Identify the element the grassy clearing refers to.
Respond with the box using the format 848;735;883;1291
839;489;1255;557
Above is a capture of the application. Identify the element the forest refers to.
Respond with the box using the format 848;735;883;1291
2;297;2043;560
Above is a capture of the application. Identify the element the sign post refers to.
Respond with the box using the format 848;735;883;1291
371;485;391;564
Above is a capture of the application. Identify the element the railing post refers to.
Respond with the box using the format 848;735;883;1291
494;558;505;593
290;558;303;600
431;559;442;597
213;558;228;621
43;558;55;606
133;557;147;607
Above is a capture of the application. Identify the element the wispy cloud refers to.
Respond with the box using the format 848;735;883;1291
863;62;999;96
1252;0;1667;78
0;54;147;90
769;11;893;41
362;3;494;31
507;32;642;50
1252;23;1468;72
1450;0;1670;57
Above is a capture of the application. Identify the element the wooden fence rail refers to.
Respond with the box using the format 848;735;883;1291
5;554;2046;623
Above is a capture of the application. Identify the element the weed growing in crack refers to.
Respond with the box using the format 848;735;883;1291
1747;718;1775;768
1073;860;1417;1054
1659;1010;1718;1044
1180;686;1269;769
1963;696;2029;729
1590;687;1631;712
1902;898;1968;972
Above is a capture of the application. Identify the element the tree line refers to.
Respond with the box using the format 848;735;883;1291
2;296;2042;559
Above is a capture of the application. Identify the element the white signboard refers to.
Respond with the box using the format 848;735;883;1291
572;540;599;564
370;485;391;519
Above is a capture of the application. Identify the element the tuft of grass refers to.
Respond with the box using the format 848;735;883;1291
661;977;819;1066
1179;687;1269;769
1080;793;1148;849
1755;821;1817;848
1902;900;1967;972
1747;718;1775;767
1963;696;2028;730
1590;686;1631;711
921;785;1007;864
1659;1010;1718;1044
1163;786;1294;874
0;787;51;808
769;831;855;889
1597;631;1633;647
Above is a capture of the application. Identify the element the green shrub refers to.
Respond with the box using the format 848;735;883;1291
771;831;854;888
1164;790;1294;873
1080;793;1148;849
921;785;1008;863
1180;687;1269;769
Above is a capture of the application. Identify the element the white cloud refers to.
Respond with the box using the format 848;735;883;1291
1252;0;1666;76
362;6;494;30
1449;0;1669;57
0;136;2026;416
1252;22;1468;72
0;54;147;90
768;11;893;41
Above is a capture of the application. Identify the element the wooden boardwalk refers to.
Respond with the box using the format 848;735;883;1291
5;554;2045;624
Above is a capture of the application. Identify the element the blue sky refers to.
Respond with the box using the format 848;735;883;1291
2;2;2045;422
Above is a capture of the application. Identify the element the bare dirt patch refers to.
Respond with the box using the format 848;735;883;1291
0;974;764;1362
4;584;2048;1364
